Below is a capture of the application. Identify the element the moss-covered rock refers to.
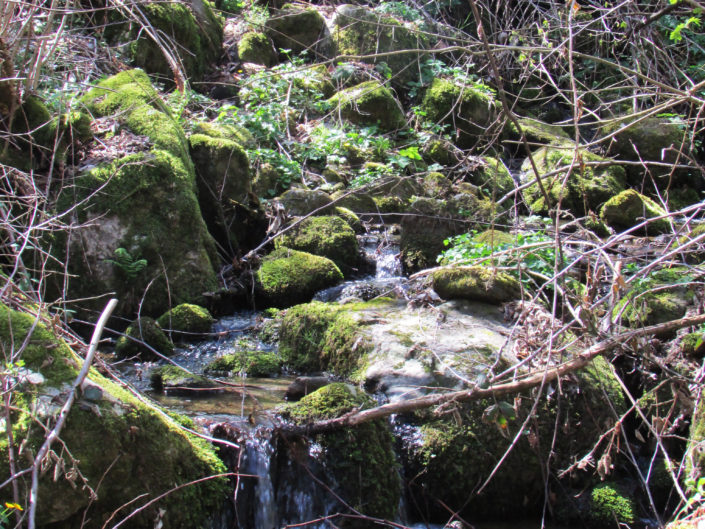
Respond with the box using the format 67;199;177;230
282;383;400;522
276;187;334;216
115;317;174;359
600;115;693;186
520;145;627;216
421;135;461;167
465;156;516;197
256;248;343;308
335;206;362;232
264;5;331;58
237;31;276;66
204;350;282;377
156;303;215;338
61;70;219;319
327;81;405;132
672;222;705;263
432;267;521;304
276;216;359;273
421;77;501;149
130;0;223;82
600;189;670;234
278;301;369;375
150;364;222;395
0;303;226;528
402;355;627;521
330;189;378;214
333;4;427;86
504;116;572;151
400;193;497;272
686;395;705;495
617;267;695;330
422;171;453;197
472;229;515;248
189;124;265;252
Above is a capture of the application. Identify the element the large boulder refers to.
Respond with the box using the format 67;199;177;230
332;4;427;86
421;77;501;149
281;383;401;522
156;303;215;339
600;115;696;187
520;145;627;216
327;81;406;132
130;0;223;83
432;266;521;304
237;31;277;66
189;122;265;253
275;188;334;216
264;5;332;59
0;303;226;528
600;189;670;234
255;248;343;308
276;216;360;274
62;70;219;320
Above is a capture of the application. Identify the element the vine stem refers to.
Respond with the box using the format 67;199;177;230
27;298;118;529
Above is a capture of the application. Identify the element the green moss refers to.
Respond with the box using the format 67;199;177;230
680;332;705;358
327;81;405;131
156;303;214;337
193;121;255;149
204;350;282;376
617;267;693;329
589;483;635;525
423;171;452;197
334;206;362;232
505;116;572;148
293;64;335;98
600;189;670;234
276;188;334;216
278;301;369;375
150;364;219;392
432;267;521;304
472;229;514;248
256;248;343;308
276;216;359;272
687;397;705;491
238;31;276;66
467;156;516;197
282;384;400;521
131;0;223;82
115;317;174;359
333;5;427;86
521;145;627;216
0;303;226;528
421;77;500;148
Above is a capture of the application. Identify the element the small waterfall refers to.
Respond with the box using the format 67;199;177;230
245;435;277;529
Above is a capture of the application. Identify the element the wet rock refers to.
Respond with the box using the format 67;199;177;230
285;376;331;401
115;317;174;360
150;365;222;396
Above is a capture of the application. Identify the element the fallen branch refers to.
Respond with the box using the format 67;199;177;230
275;311;705;437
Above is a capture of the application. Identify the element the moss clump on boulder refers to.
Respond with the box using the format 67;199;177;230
256;248;343;308
335;206;362;232
278;301;369;375
421;77;500;149
264;6;331;58
472;229;515;248
687;396;705;494
432;267;521;304
333;4;427;86
156;303;214;338
504;116;572;150
65;69;219;319
588;483;636;525
238;31;276;66
115;317;174;359
327;81;405;131
521;145;627;216
464;156;516;197
204;351;282;377
282;383;401;521
150;365;221;395
276;216;359;273
600;189;670;234
130;0;223;82
0;303;226;528
672;222;705;263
